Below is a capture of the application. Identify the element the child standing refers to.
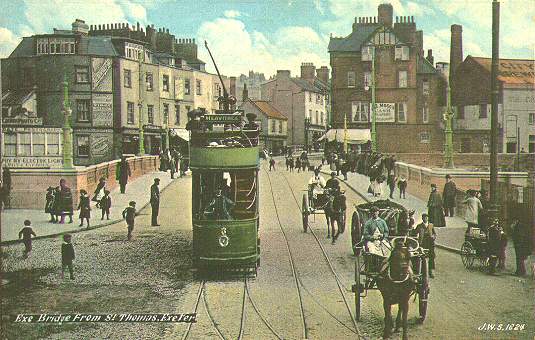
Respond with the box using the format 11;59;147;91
78;189;91;228
18;220;36;258
61;234;75;280
122;201;136;241
100;190;112;220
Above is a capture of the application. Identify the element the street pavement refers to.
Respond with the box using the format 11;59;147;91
0;170;178;244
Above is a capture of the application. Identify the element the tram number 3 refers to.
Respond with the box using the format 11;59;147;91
219;227;230;247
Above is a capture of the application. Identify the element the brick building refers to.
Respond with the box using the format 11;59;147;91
261;63;329;147
328;3;445;153
1;19;231;167
451;54;535;153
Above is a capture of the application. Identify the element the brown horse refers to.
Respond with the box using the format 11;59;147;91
377;240;415;340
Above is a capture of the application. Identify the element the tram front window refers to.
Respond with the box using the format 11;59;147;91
193;170;258;220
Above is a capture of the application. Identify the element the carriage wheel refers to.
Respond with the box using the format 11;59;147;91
351;211;361;256
354;255;362;321
460;241;475;269
418;258;429;322
302;193;309;233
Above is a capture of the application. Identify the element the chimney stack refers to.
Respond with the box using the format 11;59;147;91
450;24;463;81
316;66;329;85
300;62;316;80
426;49;434;66
242;83;248;101
276;70;291;79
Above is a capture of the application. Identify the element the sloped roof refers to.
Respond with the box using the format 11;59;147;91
251;100;288;120
85;36;118;56
328;25;379;52
469;56;535;85
8;37;34;58
291;78;324;93
417;56;437;74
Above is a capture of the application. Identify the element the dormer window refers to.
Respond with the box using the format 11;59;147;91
36;37;75;55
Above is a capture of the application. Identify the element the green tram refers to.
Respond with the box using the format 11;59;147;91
189;111;260;273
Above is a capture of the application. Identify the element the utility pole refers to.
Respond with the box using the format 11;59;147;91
62;74;74;169
370;47;377;152
138;53;145;155
489;0;500;218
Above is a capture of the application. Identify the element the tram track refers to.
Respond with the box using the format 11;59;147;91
278;170;363;338
264;165;362;339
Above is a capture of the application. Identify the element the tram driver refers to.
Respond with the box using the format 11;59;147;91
308;168;326;202
363;206;391;260
204;188;235;220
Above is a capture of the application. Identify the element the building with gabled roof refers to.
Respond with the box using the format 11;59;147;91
239;98;288;153
328;3;446;153
451;54;535;154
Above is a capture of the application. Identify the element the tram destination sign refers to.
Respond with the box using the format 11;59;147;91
204;114;242;124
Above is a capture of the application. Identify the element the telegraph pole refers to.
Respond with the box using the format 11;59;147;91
62;74;74;169
370;47;377;152
489;0;500;218
443;82;455;168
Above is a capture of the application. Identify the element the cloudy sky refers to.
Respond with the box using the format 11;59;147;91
1;0;534;77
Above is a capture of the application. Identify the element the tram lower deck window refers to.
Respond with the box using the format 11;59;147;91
193;170;257;220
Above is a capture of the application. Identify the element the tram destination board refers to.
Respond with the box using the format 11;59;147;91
204;114;242;124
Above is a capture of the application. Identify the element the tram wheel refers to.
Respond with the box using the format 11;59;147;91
302;193;309;233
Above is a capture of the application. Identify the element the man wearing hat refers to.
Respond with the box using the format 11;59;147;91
325;172;340;191
463;189;483;235
411;213;436;278
443;174;457;217
150;178;161;226
427;184;446;227
363;206;390;258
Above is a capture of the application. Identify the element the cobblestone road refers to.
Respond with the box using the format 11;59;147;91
1;162;533;339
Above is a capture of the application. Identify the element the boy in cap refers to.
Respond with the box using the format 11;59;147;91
61;234;75;280
18;220;36;258
122;201;136;240
100;190;112;220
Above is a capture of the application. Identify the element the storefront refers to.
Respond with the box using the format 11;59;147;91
143;124;163;155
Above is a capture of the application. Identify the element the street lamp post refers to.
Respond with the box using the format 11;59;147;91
443;83;455;168
62;75;74;169
137;53;145;155
304;117;310;152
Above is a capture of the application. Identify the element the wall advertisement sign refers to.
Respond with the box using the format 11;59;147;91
375;103;395;122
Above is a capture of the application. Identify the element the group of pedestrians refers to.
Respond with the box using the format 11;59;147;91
284;151;310;173
159;148;186;179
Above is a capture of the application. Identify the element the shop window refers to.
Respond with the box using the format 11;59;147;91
147;105;154;124
33;133;45;155
124;69;132;88
76;99;90;122
127;102;135;124
77;135;90;157
19;133;31;155
175;104;180;125
75;66;89;83
529;135;535;153
47;133;60;155
4;133;16;156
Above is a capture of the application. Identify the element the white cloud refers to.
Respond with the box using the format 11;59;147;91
0;27;21;58
314;0;325;15
197;17;329;77
223;10;241;18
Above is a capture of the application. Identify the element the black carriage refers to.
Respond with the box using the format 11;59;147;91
350;201;430;322
301;187;342;233
460;228;492;270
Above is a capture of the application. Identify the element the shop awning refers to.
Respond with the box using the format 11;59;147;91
170;128;190;141
317;129;371;144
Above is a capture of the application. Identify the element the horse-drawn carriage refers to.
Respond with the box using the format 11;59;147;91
350;200;430;339
302;186;344;235
460;228;494;270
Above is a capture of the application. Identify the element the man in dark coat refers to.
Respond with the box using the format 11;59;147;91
387;173;397;199
61;234;75;280
511;216;530;276
487;219;505;275
1;167;11;209
58;179;73;224
117;156;132;194
427;184;446;227
330;185;346;244
443;174;457;217
150;178;160;226
412;213;436;277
